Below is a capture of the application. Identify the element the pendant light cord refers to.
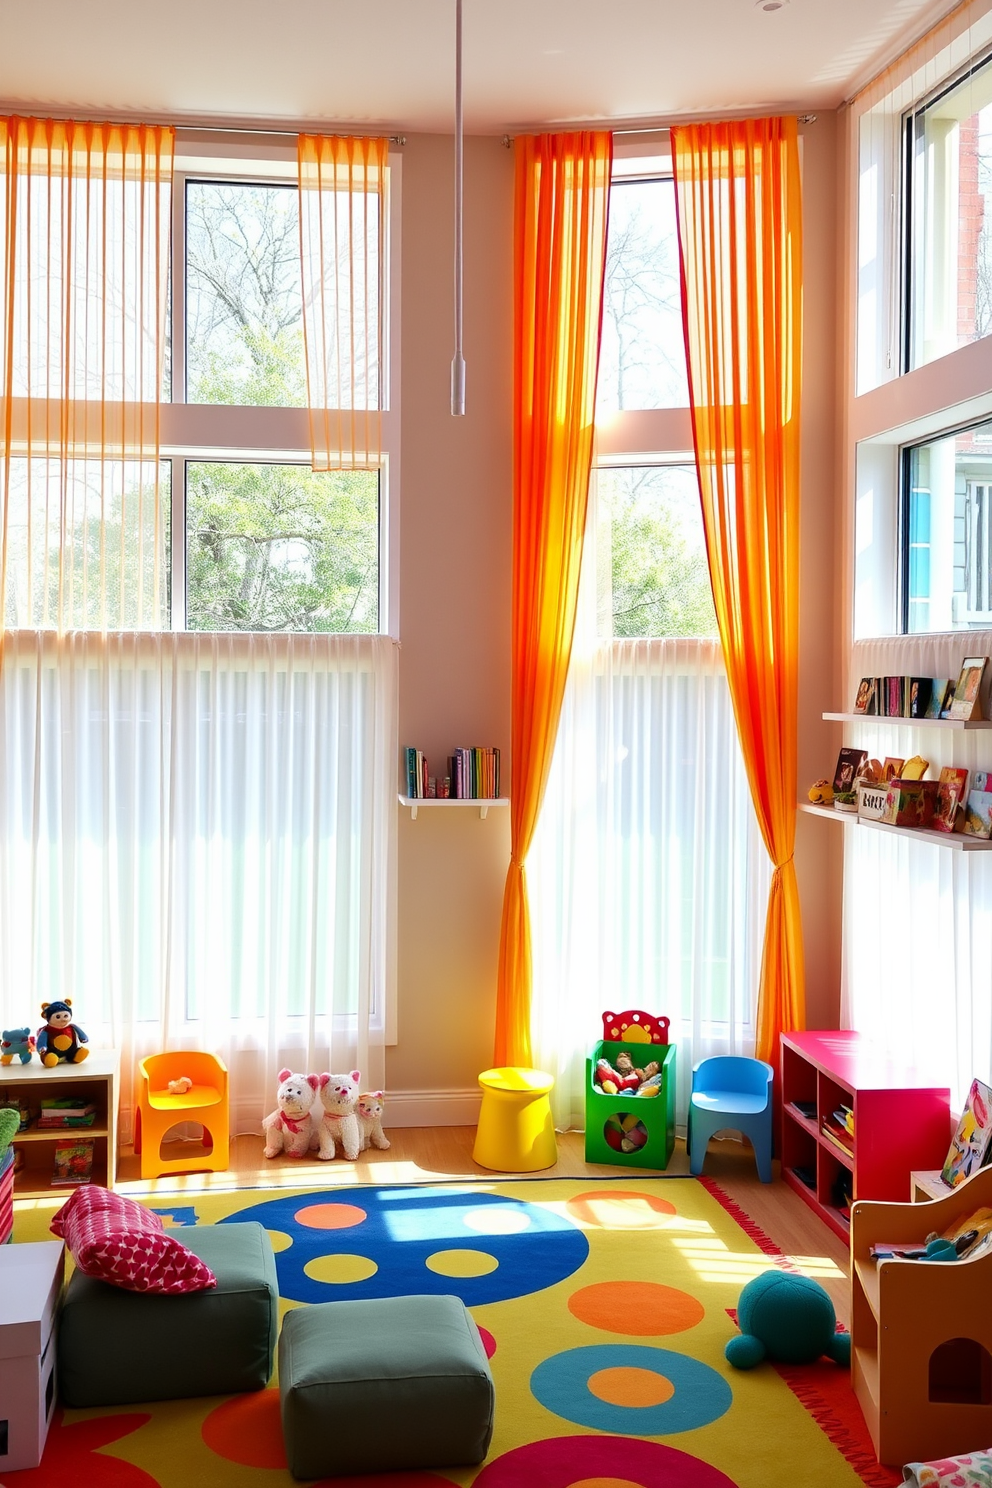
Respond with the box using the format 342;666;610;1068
451;0;466;414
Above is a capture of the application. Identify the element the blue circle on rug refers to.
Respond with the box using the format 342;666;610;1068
221;1186;589;1306
531;1344;733;1434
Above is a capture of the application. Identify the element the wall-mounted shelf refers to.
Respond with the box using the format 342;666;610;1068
398;795;509;821
799;801;992;849
823;712;992;729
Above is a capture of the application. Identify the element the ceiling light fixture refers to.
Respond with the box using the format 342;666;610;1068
451;0;466;416
756;0;789;9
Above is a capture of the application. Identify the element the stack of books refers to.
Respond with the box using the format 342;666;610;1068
38;1098;97;1129
821;1103;854;1156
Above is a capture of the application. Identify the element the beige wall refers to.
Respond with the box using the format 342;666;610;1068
389;134;514;1110
388;120;845;1112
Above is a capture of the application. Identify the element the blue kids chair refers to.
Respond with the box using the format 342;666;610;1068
687;1055;774;1182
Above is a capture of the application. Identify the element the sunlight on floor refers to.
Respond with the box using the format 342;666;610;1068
672;1235;846;1284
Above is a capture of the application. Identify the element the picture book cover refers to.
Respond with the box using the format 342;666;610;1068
51;1138;94;1186
949;656;989;721
933;766;970;833
833;746;867;794
941;1078;992;1186
964;772;992;839
853;677;875;714
908;677;933;717
925;680;951;719
881;756;905;782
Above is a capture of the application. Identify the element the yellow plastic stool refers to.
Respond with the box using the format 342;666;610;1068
473;1066;557;1172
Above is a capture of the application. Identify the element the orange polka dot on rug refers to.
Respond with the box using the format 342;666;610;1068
572;1478;649;1487
569;1280;705;1336
202;1387;286;1468
294;1202;367;1230
587;1366;675;1408
565;1189;677;1229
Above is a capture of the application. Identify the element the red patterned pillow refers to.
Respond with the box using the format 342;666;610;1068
51;1185;216;1294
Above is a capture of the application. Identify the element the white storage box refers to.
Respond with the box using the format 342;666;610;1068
857;782;889;821
0;1240;64;1470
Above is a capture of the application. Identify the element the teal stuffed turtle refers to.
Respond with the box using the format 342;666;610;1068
726;1271;851;1369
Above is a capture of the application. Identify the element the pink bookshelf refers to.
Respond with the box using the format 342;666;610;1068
779;1030;951;1241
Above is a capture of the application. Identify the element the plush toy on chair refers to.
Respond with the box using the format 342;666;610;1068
726;1271;851;1369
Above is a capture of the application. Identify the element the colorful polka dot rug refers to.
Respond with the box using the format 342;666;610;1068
11;1177;900;1488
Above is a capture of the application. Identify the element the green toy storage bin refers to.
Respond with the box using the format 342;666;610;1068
584;1040;676;1169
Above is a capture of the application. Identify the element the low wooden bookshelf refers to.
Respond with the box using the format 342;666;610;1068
780;1031;951;1241
0;1049;120;1197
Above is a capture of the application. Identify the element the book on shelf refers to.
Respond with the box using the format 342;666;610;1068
833;746;867;794
941;1077;992;1187
821;1119;854;1156
925;680;951;719
963;771;992;839
51;1138;94;1186
948;656;989;721
933;766;970;834
908;677;933;718
791;1099;817;1120
881;756;905;782
853;677;875;714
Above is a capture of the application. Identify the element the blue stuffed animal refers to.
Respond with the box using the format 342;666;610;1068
0;1028;35;1065
36;1000;88;1067
726;1271;851;1369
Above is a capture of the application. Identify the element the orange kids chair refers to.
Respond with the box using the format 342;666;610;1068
134;1052;230;1179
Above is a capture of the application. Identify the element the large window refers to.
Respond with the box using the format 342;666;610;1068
529;142;769;1133
906;52;992;371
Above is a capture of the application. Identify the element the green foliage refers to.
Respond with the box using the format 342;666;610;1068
600;467;717;640
187;461;378;634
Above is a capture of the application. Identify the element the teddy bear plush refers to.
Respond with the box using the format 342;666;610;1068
356;1091;390;1151
311;1071;362;1161
35;1000;88;1066
262;1069;322;1158
0;1028;35;1065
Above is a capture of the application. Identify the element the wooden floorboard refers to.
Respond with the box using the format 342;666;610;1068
117;1125;853;1323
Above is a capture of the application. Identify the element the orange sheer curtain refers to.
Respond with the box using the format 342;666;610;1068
0;116;173;634
670;116;805;1064
494;131;612;1067
297;134;388;472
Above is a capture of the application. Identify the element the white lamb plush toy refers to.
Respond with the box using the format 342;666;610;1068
312;1070;362;1161
356;1090;390;1151
262;1068;321;1158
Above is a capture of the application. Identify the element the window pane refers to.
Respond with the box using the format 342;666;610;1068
185;181;306;407
2;458;170;630
907;57;992;369
186;462;378;633
904;418;992;632
597;177;688;413
598;465;716;638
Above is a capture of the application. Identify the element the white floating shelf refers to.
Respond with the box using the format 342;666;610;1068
398;795;509;821
798;801;992;849
823;712;992;729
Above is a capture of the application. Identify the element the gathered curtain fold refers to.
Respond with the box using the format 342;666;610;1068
297;134;388;472
0;115;174;634
671;116;805;1064
494;130;612;1067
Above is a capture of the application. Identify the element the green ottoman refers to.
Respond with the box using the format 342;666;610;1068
58;1221;278;1407
278;1293;495;1479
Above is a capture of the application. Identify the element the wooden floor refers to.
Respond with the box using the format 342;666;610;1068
117;1126;854;1323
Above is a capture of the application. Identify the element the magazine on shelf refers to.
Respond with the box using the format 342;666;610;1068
925;681;951;719
51;1138;94;1186
941;1078;992;1187
853;677;875;714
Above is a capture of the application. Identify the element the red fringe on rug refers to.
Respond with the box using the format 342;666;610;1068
700;1176;902;1488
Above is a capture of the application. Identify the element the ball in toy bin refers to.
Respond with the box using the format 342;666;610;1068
604;1116;626;1152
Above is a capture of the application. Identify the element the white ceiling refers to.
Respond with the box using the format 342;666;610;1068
0;0;962;135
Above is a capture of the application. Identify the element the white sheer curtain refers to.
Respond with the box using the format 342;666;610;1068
841;630;992;1109
528;525;771;1133
0;630;397;1136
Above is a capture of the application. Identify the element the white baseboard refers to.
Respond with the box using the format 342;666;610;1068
381;1088;483;1127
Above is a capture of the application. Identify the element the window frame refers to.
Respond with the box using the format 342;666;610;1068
161;129;400;638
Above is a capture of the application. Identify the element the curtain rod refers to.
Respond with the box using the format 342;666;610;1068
500;112;817;145
0;106;407;144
